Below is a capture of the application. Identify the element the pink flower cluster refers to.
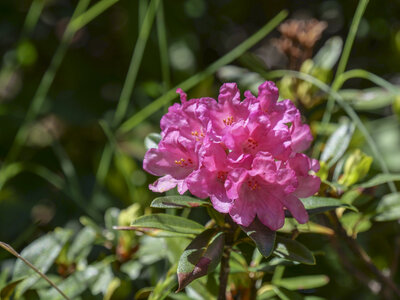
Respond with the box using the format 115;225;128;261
143;81;320;230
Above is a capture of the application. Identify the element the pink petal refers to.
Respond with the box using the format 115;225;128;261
282;195;309;224
149;175;179;193
257;195;285;231
229;197;256;227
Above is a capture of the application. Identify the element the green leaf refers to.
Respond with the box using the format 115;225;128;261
313;36;343;69
276;275;330;290
151;196;210;209
149;264;177;300
340;212;372;235
206;206;225;227
177;229;225;291
120;260;142;280
240;217;276;258
338;149;373;187
297;196;357;215
67;226;96;262
374;193;400;221
12;228;72;297
274;236;315;265
279;219;334;236
355;174;400;189
272;286;304;300
257;284;276;299
90;264;114;296
320;119;355;167
129;213;205;235
104;207;120;231
39;258;114;300
144;132;161;150
340;88;397;111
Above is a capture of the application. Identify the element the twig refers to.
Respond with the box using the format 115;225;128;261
0;242;70;300
390;237;400;278
218;247;231;300
329;235;381;297
330;213;400;298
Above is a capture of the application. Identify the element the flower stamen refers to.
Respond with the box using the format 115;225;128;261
217;171;228;183
174;158;193;167
223;116;234;126
246;137;258;150
247;178;260;190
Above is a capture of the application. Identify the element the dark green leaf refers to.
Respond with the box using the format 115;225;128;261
129;213;204;235
274;236;315;265
240;217;276;258
177;229;225;291
151;196;210;209
296;196;357;215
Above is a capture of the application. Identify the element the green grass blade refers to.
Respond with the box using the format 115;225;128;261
139;0;149;28
92;0;160;196
119;10;288;133
319;0;369;145
338;69;400;94
113;0;161;126
6;0;91;163
70;0;120;32
22;0;46;37
335;0;369;77
157;0;171;95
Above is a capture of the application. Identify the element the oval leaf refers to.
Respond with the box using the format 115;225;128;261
177;229;225;291
355;174;400;189
12;228;72;297
313;36;343;69
240;217;276;258
129;214;204;235
276;275;329;290
151;196;210;209
340;88;396;111
297;196;357;215
273;236;315;265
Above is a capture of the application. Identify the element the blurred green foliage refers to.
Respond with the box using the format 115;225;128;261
1;0;400;299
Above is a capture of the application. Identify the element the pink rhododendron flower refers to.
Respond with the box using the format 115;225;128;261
143;81;321;230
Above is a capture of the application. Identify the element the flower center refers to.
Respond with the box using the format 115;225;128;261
216;171;228;183
223;116;234;126
247;178;260;190
245;137;258;151
191;130;205;141
174;158;193;167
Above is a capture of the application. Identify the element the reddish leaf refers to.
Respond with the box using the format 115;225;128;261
177;229;225;291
